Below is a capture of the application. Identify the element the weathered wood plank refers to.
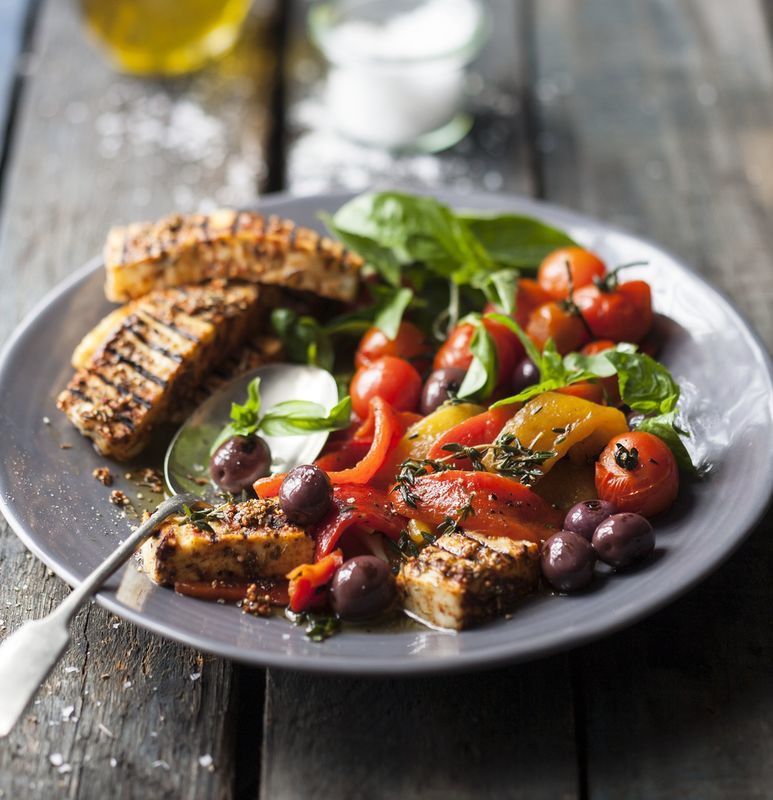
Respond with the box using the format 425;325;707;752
263;666;578;800
261;3;580;799
531;0;773;797
0;0;279;796
0;0;31;167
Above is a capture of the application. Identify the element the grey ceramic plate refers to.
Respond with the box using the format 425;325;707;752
1;191;771;675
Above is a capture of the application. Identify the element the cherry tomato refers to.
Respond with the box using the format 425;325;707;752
573;280;653;343
354;321;430;370
538;246;607;300
526;302;590;354
433;319;523;389
484;278;553;328
349;356;422;419
595;431;679;517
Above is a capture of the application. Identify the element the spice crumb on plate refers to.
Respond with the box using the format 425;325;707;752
92;466;113;486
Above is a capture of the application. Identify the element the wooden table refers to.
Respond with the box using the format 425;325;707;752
1;1;771;797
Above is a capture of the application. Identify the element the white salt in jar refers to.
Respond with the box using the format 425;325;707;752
309;0;489;151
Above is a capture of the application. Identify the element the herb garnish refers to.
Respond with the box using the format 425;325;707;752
286;609;341;642
210;377;352;454
393;435;555;507
437;501;475;536
181;503;225;535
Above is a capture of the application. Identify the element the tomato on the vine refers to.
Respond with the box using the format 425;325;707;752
349;356;422;419
526;301;590;354
595;431;678;517
354;321;430;370
433;318;523;388
573;280;653;343
538;246;607;300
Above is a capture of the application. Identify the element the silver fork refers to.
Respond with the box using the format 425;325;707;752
0;492;200;737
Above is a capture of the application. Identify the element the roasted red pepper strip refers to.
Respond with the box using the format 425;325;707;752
313;484;407;560
392;471;562;543
315;440;373;472
426;406;518;462
286;549;344;613
354;407;421;442
254;397;403;498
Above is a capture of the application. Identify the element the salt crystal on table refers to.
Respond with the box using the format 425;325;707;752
198;754;214;769
109;758;117;768
189;672;201;682
64;666;78;674
123;680;132;690
61;705;75;721
49;753;63;767
151;760;170;770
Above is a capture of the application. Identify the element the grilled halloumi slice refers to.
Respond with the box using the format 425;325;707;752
140;499;314;585
57;281;265;460
104;209;362;304
397;531;540;630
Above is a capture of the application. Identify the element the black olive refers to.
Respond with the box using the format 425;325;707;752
541;531;596;592
210;435;271;494
278;464;333;526
511;358;540;393
330;556;396;621
420;367;467;415
563;499;617;540
592;512;655;568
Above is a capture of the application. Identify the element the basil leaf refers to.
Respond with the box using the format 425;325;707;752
321;212;402;287
604;351;680;414
271;309;334;372
636;411;698;475
563;343;637;379
484;311;542;367
210;378;262;453
373;287;414;339
457;322;498;400
458;212;577;271
259;396;352;437
490;378;578;407
473;269;520;315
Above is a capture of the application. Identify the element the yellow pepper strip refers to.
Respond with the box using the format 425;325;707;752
487;392;628;479
375;402;484;485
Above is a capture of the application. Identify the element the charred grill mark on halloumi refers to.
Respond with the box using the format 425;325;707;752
57;281;264;460
140;499;314;585
104;209;363;304
397;531;540;630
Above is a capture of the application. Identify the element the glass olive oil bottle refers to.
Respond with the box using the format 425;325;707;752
81;0;251;75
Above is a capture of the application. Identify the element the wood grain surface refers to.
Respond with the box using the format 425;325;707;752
0;0;771;798
0;1;279;797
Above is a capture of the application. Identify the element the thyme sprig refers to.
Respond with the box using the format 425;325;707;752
181;503;225;535
393;435;556;507
286;609;341;642
437;501;475;536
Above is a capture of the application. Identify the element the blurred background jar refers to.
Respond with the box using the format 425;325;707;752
309;0;490;152
80;0;251;76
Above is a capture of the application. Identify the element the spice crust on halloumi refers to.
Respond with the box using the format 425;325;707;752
140;499;314;585
104;209;363;304
397;531;540;630
57;281;268;461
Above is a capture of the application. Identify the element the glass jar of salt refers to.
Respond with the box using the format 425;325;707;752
309;0;489;152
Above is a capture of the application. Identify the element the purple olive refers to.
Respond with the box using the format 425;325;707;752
210;435;271;494
541;531;596;592
592;513;655;568
420;367;467;415
278;464;333;526
330;556;396;621
564;499;618;541
511;358;540;393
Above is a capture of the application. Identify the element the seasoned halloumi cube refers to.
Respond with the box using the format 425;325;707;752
140;499;314;585
397;531;540;630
